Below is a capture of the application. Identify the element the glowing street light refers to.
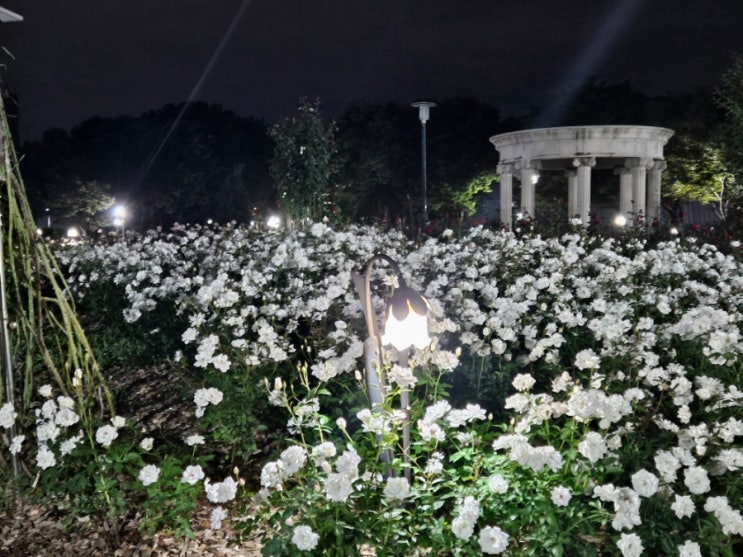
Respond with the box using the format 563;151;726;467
112;204;128;239
353;253;430;475
112;204;127;226
266;214;282;230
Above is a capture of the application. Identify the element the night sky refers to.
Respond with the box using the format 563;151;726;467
2;0;743;142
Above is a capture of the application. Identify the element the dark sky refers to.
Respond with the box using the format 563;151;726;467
2;0;743;141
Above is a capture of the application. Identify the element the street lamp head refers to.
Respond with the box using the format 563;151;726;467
354;253;432;353
381;280;430;351
412;101;436;124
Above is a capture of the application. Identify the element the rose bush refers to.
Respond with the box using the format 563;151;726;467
2;221;741;555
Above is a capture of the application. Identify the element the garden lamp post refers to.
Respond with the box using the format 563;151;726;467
412;101;436;227
352;254;430;475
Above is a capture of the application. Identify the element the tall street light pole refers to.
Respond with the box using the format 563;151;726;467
412;101;435;227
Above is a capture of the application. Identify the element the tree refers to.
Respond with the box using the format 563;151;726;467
715;54;743;169
713;54;743;228
664;135;733;221
46;179;116;228
335;102;418;224
335;98;503;227
433;170;499;226
20;102;273;230
268;98;340;223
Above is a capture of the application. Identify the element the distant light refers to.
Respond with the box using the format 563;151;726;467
113;217;124;227
266;214;281;229
614;215;627;227
112;205;127;220
531;173;539;185
207;218;214;225
36;228;43;236
670;227;679;236
66;227;81;238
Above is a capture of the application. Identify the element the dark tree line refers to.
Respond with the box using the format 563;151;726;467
21;102;274;230
18;71;743;233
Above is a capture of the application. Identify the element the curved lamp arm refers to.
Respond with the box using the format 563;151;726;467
352;254;430;398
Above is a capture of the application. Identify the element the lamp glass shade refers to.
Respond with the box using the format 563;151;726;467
381;304;430;351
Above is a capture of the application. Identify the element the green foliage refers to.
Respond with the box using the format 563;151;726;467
714;54;743;233
41;178;116;228
76;285;185;369
28;402;205;541
664;127;734;221
335;98;503;227
433;170;499;225
715;54;743;170
234;359;623;556
197;370;275;465
269;98;341;223
335;102;418;223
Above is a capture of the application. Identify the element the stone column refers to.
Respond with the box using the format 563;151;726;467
565;170;578;220
647;160;666;223
517;161;540;220
626;157;652;223
498;163;514;228
615;167;633;221
572;157;595;225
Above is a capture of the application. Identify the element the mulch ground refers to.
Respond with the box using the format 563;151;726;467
1;364;265;556
0;497;260;557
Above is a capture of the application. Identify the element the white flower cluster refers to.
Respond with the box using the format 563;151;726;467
452;495;480;540
56;222;743;551
138;464;160;486
0;402;17;429
291;524;319;551
95;415;126;448
193;387;224;418
28;386;86;469
492;434;563;472
204;475;238;504
478;525;509;555
383;476;410;501
704;496;743;536
416;400;487;443
593;484;643;531
260;445;309;489
550;485;572;507
181;464;205;485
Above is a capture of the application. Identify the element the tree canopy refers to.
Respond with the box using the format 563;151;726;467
16;73;743;234
21;102;273;230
